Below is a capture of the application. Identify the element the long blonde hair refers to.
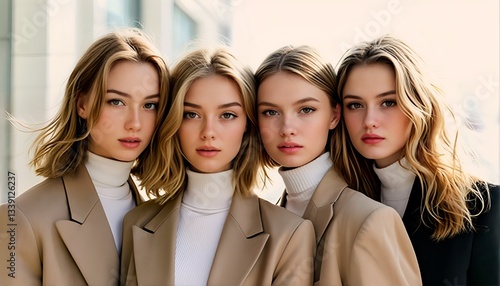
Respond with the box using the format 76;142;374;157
334;35;489;240
146;47;262;204
255;45;339;168
29;28;170;188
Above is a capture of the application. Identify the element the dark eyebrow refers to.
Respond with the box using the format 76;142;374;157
106;89;160;99
258;97;320;107
343;90;396;100
184;102;243;109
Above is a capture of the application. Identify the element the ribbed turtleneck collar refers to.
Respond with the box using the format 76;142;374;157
373;157;415;200
279;152;332;197
373;157;416;218
84;151;134;199
183;169;235;212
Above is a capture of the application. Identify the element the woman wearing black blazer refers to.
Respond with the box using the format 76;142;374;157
403;179;499;284
335;35;499;285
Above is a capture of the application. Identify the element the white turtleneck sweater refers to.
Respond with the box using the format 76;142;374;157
84;151;135;253
279;152;332;216
175;169;234;286
373;157;416;218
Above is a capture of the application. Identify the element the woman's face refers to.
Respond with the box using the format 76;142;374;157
342;63;411;168
179;75;247;173
257;72;339;168
79;60;160;162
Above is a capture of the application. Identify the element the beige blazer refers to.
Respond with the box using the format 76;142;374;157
280;168;422;286
120;191;315;286
0;164;142;286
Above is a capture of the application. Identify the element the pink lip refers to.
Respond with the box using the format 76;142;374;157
278;142;303;154
119;137;141;148
361;134;384;144
196;146;221;157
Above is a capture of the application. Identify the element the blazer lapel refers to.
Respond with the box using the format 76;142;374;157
403;178;424;234
208;193;269;285
132;194;181;285
55;164;119;285
302;168;347;244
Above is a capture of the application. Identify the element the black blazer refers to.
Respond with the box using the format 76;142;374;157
403;179;499;286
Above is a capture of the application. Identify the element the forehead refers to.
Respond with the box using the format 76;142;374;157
343;63;395;95
107;61;160;95
258;72;329;103
185;75;243;106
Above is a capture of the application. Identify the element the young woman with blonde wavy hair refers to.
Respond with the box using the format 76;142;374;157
120;47;315;286
0;28;170;286
255;45;421;285
335;35;499;285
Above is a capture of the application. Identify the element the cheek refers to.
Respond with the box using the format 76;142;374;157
227;121;247;144
258;122;278;145
232;122;247;139
143;114;158;132
343;114;358;133
89;115;116;142
402;120;412;140
178;123;195;149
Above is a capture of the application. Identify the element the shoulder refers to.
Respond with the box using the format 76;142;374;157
340;187;397;216
0;177;70;237
484;182;499;204
9;177;67;214
473;182;500;225
18;177;64;200
335;187;402;229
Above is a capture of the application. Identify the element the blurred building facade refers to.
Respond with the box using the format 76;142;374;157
0;0;232;203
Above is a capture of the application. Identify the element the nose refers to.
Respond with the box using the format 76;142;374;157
200;118;216;140
279;115;297;137
363;107;379;129
125;108;142;131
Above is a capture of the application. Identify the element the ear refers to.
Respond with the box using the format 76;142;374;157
329;103;341;130
77;94;89;119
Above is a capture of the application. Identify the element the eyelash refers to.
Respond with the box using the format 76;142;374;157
345;100;397;110
300;107;315;114
261;106;316;116
183;112;238;120
381;100;397;107
144;102;159;110
221;112;237;120
107;99;159;110
108;99;124;106
261;110;279;117
184;111;199;119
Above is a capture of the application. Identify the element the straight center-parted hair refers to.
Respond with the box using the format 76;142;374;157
146;47;262;204
334;35;490;240
29;28;170;190
254;45;339;168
